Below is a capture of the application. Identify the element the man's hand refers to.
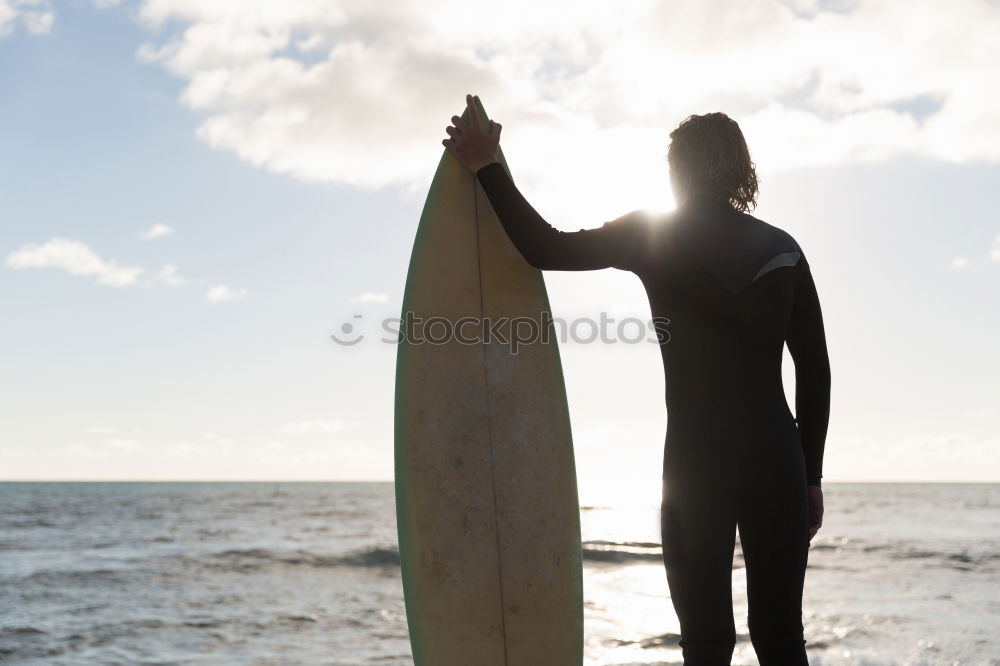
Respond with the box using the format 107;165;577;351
442;93;502;174
807;485;824;542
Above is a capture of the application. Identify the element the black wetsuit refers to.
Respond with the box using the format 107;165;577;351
475;160;831;666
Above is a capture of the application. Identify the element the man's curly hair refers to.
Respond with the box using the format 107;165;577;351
666;112;759;213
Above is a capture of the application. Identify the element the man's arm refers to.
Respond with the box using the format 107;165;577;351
475;161;647;271
785;255;831;487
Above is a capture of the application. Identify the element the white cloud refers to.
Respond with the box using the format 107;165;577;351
126;0;1000;220
41;437;147;460
242;437;369;471
951;256;969;270
276;419;346;435
60;442;111;459
0;2;14;35
163;439;211;457
991;234;1000;263
6;239;246;301
6;238;144;287
205;284;247;302
0;0;54;38
155;264;186;285
141;223;174;239
350;291;388;304
198;431;235;445
20;6;51;33
102;438;145;452
86;425;117;435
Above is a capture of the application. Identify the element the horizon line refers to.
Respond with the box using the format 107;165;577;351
1;479;998;484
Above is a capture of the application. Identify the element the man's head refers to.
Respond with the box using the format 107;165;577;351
666;112;759;213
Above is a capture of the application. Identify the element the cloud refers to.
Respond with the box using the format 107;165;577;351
125;0;1000;214
275;419;346;435
205;284;247;302
992;234;1000;263
163;439;212;457
198;431;234;444
6;239;242;302
349;291;388;304
141;223;174;239
951;256;969;270
6;238;144;287
0;3;13;35
45;437;145;460
155;264;186;285
0;0;54;38
102;438;145;452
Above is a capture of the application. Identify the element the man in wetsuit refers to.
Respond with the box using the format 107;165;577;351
443;94;831;666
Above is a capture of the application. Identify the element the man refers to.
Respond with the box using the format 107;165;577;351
444;93;830;665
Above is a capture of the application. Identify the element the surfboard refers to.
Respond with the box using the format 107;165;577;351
394;97;583;666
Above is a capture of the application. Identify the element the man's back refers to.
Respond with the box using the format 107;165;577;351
606;198;828;487
475;160;830;485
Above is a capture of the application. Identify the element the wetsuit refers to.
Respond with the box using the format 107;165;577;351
475;160;831;666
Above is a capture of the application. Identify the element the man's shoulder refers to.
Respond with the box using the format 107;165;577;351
741;211;802;253
606;208;666;226
602;209;678;244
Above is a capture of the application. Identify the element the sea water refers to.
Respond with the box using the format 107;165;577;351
1;482;998;665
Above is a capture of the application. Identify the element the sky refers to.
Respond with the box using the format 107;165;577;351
1;0;998;496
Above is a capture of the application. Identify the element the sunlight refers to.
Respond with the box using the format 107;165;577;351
502;122;678;227
583;563;680;666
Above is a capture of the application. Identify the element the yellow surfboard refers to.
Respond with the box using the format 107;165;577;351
394;97;583;666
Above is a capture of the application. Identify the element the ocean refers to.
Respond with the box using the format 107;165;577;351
0;482;998;665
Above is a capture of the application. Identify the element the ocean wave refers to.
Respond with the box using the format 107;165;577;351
607;631;682;649
1;626;46;637
582;540;662;563
1;518;58;529
207;546;402;569
886;546;1000;570
0;626;49;662
203;542;668;570
19;568;132;586
335;547;401;567
169;538;1000;573
814;537;1000;571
